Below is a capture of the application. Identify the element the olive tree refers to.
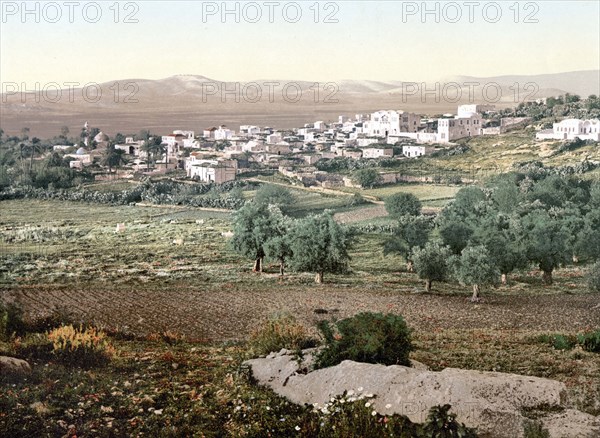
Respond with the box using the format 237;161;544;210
384;192;422;218
230;202;283;272
452;245;499;302
384;215;432;271
289;213;351;283
411;242;452;292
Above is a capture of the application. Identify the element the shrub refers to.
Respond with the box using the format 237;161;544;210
25;305;75;333
578;330;600;353
315;312;412;369
537;333;577;351
0;300;26;340
523;420;550;438
422;404;478;438
385;192;422;217
310;393;477;438
47;325;115;367
586;261;600;292
249;314;316;356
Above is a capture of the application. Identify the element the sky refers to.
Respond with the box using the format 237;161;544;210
1;0;599;86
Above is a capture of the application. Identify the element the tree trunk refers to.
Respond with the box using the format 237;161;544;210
501;273;508;286
425;279;432;292
471;284;481;302
253;258;261;273
572;255;579;263
259;257;264;273
279;260;285;276
406;260;414;272
542;270;553;285
315;272;324;283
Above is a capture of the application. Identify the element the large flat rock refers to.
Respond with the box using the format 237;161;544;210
244;350;599;438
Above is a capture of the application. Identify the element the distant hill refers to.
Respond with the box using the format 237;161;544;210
443;70;600;98
1;70;598;138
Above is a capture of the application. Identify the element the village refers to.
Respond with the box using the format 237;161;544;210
55;104;600;189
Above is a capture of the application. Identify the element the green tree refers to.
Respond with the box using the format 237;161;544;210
230;203;283;272
141;137;163;171
101;144;127;173
471;213;527;285
114;133;126;144
384;192;422;218
384;215;432;271
27;137;43;175
523;210;572;285
439;221;473;255
411;242;452;292
264;236;293;276
289;213;351;283
352;168;381;189
452;245;499;301
254;184;293;209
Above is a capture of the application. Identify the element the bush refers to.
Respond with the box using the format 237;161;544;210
0;300;26;340
422;404;478;438
309;393;477;438
25;305;75;333
385;192;422;217
315;312;412;369
586;261;600;292
523;421;550;438
47;325;115;367
254;184;293;207
578;330;600;353
249;314;317;356
537;333;577;351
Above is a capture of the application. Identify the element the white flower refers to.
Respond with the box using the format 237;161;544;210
365;402;371;408
371;410;377;416
385;404;392;409
357;387;364;392
347;390;355;396
266;406;271;411
365;393;374;398
295;426;301;431
154;409;163;415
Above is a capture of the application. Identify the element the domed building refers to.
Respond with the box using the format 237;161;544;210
94;131;109;142
94;131;110;149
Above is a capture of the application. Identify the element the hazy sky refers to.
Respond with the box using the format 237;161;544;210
1;0;599;85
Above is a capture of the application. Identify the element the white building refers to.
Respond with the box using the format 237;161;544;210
437;112;483;143
457;104;495;117
53;145;72;151
214;126;234;141
388;132;439;144
186;156;238;184
365;110;421;137
240;125;261;136
403;145;435;158
115;138;145;155
361;147;394;159
536;119;600;141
